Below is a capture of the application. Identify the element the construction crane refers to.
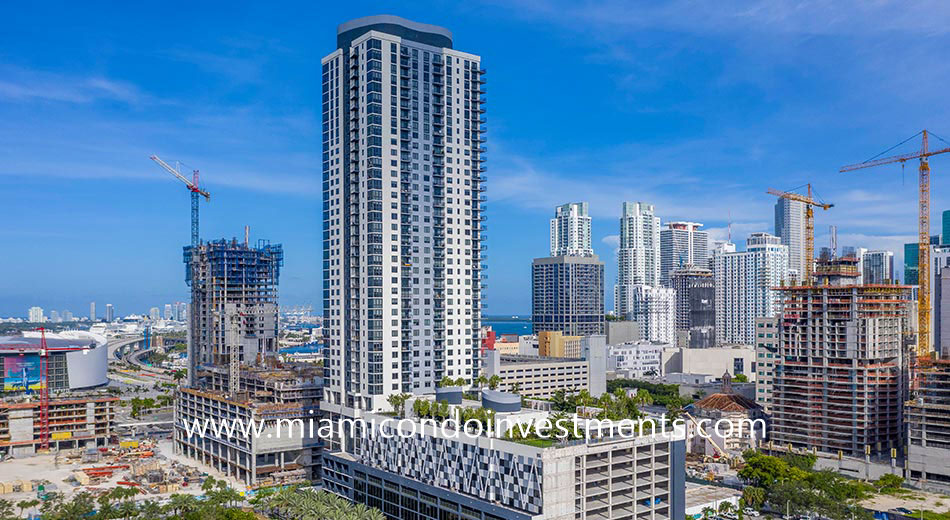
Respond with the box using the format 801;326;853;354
840;130;950;360
0;328;51;451
767;184;834;281
149;155;210;248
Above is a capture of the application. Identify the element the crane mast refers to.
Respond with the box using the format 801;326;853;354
840;130;950;360
767;184;833;282
149;155;210;248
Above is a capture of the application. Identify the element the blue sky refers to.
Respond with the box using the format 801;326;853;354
2;1;950;317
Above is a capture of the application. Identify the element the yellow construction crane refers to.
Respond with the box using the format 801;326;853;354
840;130;950;360
767;184;833;281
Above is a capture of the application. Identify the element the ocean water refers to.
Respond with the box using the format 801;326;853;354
484;318;532;336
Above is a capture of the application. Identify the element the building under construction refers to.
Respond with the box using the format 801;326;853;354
174;362;323;487
175;234;323;487
1;394;116;457
906;361;950;492
770;256;911;457
183;237;283;388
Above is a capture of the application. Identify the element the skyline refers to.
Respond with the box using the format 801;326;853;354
3;1;950;316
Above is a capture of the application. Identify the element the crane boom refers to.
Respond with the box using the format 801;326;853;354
840;130;950;361
840;147;950;172
149;155;210;199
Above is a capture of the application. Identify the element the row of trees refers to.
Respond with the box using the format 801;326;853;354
605;379;689;409
0;477;247;520
738;450;875;520
550;387;656;421
252;485;384;520
0;478;384;520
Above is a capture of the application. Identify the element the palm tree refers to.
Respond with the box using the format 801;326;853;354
487;375;501;390
475;375;488;389
167;493;199;516
0;499;12;520
702;506;716;519
16;498;39;519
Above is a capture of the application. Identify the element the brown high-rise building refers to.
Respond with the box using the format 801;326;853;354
770;256;911;457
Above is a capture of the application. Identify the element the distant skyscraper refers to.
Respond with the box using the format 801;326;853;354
49;310;61;323
321;16;484;411
715;232;789;344
105;304;114;322
550;202;593;257
906;236;940;284
90;301;96;321
615;201;660;316
862;250;895;284
62;310;73;322
164;303;173;320
621;285;675;344
774;197;806;280
532;255;605;337
670;266;715;348
149;307;160;321
943;210;950;245
660;221;708;286
28;306;44;323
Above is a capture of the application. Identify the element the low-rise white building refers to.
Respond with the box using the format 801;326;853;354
608;340;668;379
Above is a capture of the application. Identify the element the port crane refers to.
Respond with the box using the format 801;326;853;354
767;184;834;281
840;130;950;359
149;155;210;248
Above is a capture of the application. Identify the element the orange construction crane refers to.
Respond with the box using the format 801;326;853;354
767;184;833;281
840;130;950;360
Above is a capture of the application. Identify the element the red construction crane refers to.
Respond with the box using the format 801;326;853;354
0;328;52;451
150;155;210;248
841;130;950;360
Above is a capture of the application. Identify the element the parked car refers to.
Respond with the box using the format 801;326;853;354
743;509;760;517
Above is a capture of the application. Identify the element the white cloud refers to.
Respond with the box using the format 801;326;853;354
0;66;146;105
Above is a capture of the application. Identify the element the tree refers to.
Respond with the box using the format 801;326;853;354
16;498;39;519
0;499;12;520
702;506;716;519
876;473;904;494
487;375;501;390
733;373;749;383
476;375;488;389
742;486;766;509
386;393;411;417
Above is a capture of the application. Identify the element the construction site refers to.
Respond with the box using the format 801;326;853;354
174;361;323;489
905;360;950;493
174;233;324;488
0;330;115;457
770;256;912;458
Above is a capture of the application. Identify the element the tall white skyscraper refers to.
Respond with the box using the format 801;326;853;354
105;303;114;322
321;16;484;412
862;250;895;284
615;201;661;316
660;221;708;286
164;303;173;320
715;232;789;344
28;306;44;323
620;285;675;344
550;202;592;257
89;301;96;321
775;197;806;279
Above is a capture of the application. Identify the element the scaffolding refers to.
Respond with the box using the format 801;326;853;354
770;257;912;457
183;237;283;390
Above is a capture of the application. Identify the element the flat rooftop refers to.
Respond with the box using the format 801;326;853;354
685;482;741;509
